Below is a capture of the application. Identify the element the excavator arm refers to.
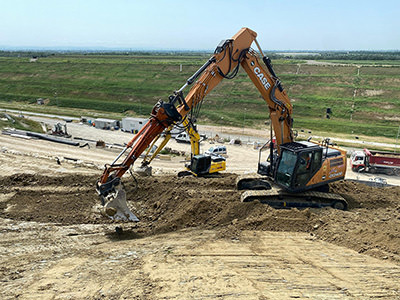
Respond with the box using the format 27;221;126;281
96;27;294;220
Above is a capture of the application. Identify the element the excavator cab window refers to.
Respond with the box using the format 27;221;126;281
275;150;297;188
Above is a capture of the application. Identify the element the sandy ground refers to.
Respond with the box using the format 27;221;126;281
1;123;400;299
2;223;400;299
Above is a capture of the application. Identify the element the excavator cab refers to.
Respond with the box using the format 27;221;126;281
189;155;211;176
187;154;226;176
274;141;323;192
241;140;348;209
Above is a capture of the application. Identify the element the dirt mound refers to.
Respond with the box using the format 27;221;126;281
316;181;400;261
0;174;104;224
1;174;399;262
127;174;314;236
330;180;400;209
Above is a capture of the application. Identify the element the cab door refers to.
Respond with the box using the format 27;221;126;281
293;149;322;190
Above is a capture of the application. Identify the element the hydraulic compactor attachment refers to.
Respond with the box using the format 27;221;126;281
97;179;139;222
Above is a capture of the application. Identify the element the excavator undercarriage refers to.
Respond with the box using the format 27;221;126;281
237;176;347;210
240;188;347;210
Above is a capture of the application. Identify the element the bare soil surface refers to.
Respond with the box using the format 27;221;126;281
1;169;400;299
1;173;400;262
1;132;400;299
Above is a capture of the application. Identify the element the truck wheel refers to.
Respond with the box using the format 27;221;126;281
356;166;364;173
115;226;123;235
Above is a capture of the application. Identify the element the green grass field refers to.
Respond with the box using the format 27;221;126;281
0;53;399;140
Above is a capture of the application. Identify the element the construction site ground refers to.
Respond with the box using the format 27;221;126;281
1;123;400;299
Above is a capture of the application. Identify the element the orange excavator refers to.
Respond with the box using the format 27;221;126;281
96;28;348;221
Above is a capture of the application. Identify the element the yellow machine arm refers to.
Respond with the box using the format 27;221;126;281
140;125;173;167
184;118;201;157
138;117;200;168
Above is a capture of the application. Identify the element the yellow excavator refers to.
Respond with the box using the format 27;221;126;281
137;117;226;177
96;28;348;221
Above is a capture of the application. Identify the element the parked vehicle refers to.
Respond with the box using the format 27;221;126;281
175;132;207;144
205;145;227;157
350;148;400;175
175;132;191;143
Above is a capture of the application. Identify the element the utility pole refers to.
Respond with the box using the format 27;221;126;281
54;91;58;107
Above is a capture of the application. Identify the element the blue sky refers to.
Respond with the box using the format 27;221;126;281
1;0;399;50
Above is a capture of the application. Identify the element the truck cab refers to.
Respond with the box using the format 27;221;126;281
350;150;366;172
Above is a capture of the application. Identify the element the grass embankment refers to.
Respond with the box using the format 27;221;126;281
0;54;399;141
0;113;43;132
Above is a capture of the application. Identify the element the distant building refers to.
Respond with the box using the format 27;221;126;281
121;117;147;133
36;98;44;105
30;57;38;62
94;118;119;130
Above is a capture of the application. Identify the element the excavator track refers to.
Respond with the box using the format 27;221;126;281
240;188;348;210
236;175;272;190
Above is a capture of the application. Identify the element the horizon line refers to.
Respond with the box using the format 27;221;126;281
1;47;399;53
